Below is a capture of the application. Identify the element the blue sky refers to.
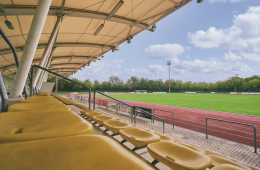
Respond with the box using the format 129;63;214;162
73;0;260;83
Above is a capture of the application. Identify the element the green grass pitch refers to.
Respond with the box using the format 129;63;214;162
98;93;260;116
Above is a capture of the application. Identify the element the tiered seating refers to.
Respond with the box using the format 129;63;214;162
80;108;253;170
147;141;212;170
0;111;93;144
74;103;89;110
1;94;161;169
209;155;252;170
119;128;160;149
176;141;206;154
92;115;116;126
51;93;76;105
0;135;156;170
51;93;89;110
8;102;71;112
103;120;133;134
37;92;50;96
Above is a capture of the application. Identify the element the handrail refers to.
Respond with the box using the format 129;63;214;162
136;108;165;134
30;65;92;109
93;90;134;123
94;91;132;108
0;27;29;99
93;91;165;133
206;117;257;153
153;108;174;129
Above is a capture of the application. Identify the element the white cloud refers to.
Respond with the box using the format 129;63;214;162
145;43;185;63
223;51;241;61
209;0;244;4
72;59;125;81
173;59;252;74
147;65;167;74
185;46;191;51
188;6;260;53
242;53;260;61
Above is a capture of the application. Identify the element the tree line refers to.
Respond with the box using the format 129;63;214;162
47;75;260;92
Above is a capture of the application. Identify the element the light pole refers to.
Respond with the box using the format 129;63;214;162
167;61;171;93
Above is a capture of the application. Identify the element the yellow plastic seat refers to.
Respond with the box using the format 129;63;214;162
140;127;155;134
0;111;93;144
74;103;88;110
147;142;212;170
92;115;115;125
209;155;251;170
21;98;61;103
103;120;133;134
21;96;60;103
79;109;99;114
0;135;156;170
37;92;50;96
155;132;176;142
8;102;70;112
176;142;206;154
211;164;244;170
119;128;160;148
81;110;103;119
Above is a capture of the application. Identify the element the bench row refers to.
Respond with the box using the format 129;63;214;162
80;108;253;170
1;93;158;170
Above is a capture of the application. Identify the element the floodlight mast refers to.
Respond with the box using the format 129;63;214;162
167;61;171;93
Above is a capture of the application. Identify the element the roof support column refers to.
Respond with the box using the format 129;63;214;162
37;49;54;90
9;0;53;98
32;16;62;88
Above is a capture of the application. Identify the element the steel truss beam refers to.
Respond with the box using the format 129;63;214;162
0;43;111;56
0;56;92;71
1;5;149;30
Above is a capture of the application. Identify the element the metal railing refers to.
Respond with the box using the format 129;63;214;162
30;65;92;109
92;91;165;133
206;117;257;153
153;108;174;129
0;27;29;99
93;90;135;123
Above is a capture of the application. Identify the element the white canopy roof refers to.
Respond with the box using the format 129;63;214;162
0;0;192;78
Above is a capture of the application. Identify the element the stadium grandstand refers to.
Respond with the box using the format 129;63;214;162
0;0;259;170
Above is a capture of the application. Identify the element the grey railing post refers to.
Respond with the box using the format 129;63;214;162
253;126;257;153
206;117;257;153
99;100;100;107
172;111;174;129
163;119;165;134
151;109;154;122
116;103;118;113
89;89;91;110
93;91;96;110
134;107;137;124
131;106;133;123
206;118;208;139
106;101;108;109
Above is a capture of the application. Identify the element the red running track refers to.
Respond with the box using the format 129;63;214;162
76;94;260;147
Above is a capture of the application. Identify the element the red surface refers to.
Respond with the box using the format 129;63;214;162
75;94;260;147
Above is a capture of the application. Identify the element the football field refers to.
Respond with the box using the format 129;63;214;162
98;93;260;116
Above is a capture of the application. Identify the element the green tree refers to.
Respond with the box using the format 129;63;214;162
249;79;260;91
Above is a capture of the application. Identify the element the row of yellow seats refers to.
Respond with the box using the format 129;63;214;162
80;109;252;170
1;92;93;143
51;93;76;105
1;93;157;170
51;93;89;110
